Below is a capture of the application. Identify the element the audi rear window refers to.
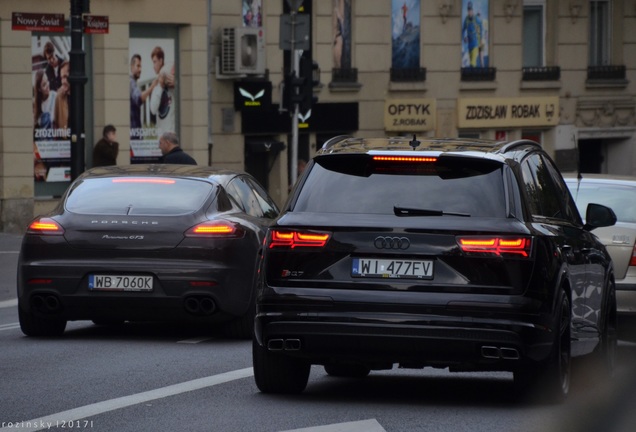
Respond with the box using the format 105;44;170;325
294;155;506;217
64;177;214;215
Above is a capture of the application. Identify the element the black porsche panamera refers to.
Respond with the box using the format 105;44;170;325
18;164;279;338
253;136;619;402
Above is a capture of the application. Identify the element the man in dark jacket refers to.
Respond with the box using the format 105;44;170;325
158;131;196;165
92;124;119;167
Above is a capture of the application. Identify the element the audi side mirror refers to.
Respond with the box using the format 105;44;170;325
584;203;617;231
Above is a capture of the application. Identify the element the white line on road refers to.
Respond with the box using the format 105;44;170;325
0;323;20;332
0;367;254;432
177;336;216;344
282;419;386;432
0;299;18;309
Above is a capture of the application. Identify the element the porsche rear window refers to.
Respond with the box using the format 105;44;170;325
64;177;214;215
294;155;506;217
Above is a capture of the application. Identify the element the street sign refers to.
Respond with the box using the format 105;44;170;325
286;0;304;11
12;12;65;32
279;14;310;51
83;15;109;34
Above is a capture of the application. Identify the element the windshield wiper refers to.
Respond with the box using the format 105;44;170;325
394;205;471;217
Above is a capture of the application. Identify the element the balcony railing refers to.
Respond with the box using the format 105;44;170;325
331;68;358;83
461;67;496;81
390;67;426;82
522;66;561;81
587;65;626;80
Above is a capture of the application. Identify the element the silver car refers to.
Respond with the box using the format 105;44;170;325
565;174;636;315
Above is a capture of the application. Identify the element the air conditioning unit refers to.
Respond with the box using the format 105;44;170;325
220;27;265;75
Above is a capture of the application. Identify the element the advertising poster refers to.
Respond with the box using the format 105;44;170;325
129;37;177;163
243;0;262;27
333;0;352;69
32;35;71;182
461;0;489;68
391;0;421;70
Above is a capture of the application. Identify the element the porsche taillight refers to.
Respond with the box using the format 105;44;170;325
26;218;65;236
268;230;331;249
185;221;244;238
458;236;532;258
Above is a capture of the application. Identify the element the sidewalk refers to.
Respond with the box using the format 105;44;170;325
0;233;23;303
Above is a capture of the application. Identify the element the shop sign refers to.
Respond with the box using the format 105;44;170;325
234;81;272;111
458;97;559;129
384;99;436;132
12;12;65;32
83;15;109;34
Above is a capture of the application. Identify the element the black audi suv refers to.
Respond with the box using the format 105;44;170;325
253;136;618;401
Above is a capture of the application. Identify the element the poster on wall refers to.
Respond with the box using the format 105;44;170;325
391;0;421;70
333;0;352;69
129;37;177;163
243;0;262;27
461;0;489;68
32;35;71;182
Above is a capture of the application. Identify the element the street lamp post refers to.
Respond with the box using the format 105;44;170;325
69;0;88;181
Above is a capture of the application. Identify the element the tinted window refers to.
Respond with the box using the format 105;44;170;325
65;177;214;215
227;177;264;217
246;177;280;218
294;155;506;217
520;154;563;219
567;181;636;224
542;156;581;224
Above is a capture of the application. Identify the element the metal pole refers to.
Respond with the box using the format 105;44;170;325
69;0;87;180
289;9;299;186
291;49;300;186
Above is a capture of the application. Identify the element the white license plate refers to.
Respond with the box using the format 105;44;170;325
352;258;433;279
88;275;153;291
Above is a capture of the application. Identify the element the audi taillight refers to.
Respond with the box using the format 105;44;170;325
26;218;65;236
457;236;532;258
372;156;437;163
269;230;331;249
185;220;244;238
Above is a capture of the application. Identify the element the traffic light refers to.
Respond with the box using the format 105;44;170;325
283;73;306;110
283;56;319;113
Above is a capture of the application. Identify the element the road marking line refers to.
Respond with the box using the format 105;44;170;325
0;299;18;309
282;419;386;432
0;323;20;332
0;367;254;432
177;336;216;344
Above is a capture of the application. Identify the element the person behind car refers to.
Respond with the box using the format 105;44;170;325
158;131;196;165
92;124;119;167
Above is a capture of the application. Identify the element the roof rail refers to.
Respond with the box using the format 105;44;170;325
320;135;353;151
498;139;542;154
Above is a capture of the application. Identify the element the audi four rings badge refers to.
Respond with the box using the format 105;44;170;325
374;236;410;250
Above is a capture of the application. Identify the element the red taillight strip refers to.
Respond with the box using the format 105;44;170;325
112;178;176;184
373;156;437;163
27;218;64;235
269;230;331;249
458;237;531;257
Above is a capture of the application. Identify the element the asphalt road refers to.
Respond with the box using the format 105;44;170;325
2;232;636;431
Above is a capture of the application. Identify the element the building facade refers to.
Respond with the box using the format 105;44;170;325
0;0;634;233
